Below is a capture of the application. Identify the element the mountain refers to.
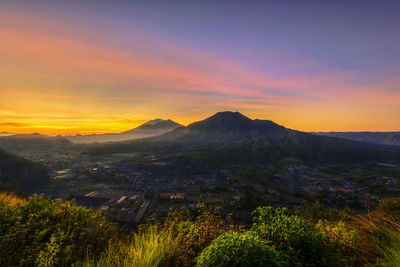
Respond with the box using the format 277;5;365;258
313;132;400;147
0;148;49;189
122;119;182;134
66;119;182;144
188;111;254;132
0;133;73;154
183;111;287;138
86;111;400;164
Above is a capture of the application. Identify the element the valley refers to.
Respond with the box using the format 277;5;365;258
2;112;399;226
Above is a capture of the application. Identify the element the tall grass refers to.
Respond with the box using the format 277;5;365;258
354;212;400;266
77;225;179;267
0;192;23;206
380;232;400;267
373;216;400;267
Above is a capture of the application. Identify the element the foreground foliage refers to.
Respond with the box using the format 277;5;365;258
2;193;400;266
165;207;226;266
82;206;226;267
78;225;178;267
0;195;118;266
251;206;343;266
196;231;287;267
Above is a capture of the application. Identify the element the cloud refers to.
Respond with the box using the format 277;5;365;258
0;122;28;127
0;8;399;133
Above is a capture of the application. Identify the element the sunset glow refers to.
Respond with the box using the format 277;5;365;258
1;1;399;134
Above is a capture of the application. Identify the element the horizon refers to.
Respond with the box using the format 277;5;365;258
1;1;400;134
1;110;400;136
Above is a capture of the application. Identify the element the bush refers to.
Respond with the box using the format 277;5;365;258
316;220;359;264
296;201;355;223
165;206;226;267
252;206;342;267
0;195;118;266
196;231;287;267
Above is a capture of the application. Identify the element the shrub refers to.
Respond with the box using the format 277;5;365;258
196;231;287;267
0;195;118;266
0;191;24;206
252;206;342;267
316;220;359;264
168;206;226;267
296;201;355;223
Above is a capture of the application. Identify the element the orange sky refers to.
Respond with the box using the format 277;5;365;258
1;4;399;135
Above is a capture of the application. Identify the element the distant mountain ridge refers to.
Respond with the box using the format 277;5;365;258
0;133;72;154
313;132;400;147
154;111;290;143
122;119;182;134
66;119;182;144
87;111;400;164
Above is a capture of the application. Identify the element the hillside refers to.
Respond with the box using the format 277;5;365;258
0;148;49;189
85;111;400;164
0;133;72;154
314;132;400;147
66;119;182;144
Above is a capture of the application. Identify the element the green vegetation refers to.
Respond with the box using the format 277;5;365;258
167;207;225;266
0;195;118;266
196;231;287;267
78;225;179;267
252;206;343;266
380;230;400;267
3;193;400;266
78;206;225;267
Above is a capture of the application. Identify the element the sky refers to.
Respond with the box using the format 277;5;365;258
1;0;399;134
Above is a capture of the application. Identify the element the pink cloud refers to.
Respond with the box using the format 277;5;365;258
1;8;399;132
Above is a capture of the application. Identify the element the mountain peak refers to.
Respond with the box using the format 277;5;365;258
122;119;182;134
210;111;251;120
142;119;165;126
183;111;286;138
187;111;253;133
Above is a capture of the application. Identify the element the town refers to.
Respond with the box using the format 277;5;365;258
20;146;400;225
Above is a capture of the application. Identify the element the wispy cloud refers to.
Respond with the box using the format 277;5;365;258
0;7;399;133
